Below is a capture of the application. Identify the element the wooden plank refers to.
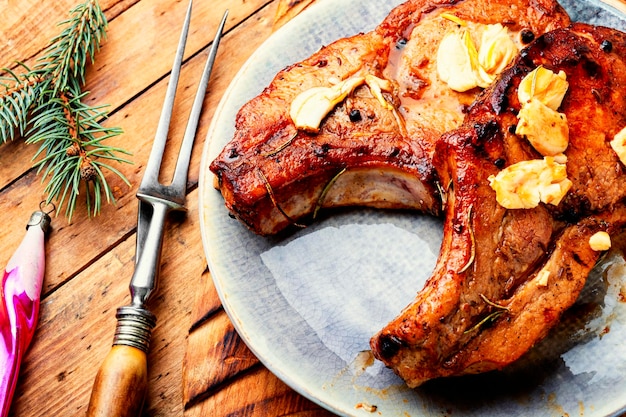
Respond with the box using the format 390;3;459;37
182;1;336;415
80;0;268;110
0;0;267;295
183;309;260;407
273;0;316;30
0;0;268;194
10;183;206;416
0;0;121;65
185;365;336;417
0;0;341;416
181;0;280;407
188;269;222;328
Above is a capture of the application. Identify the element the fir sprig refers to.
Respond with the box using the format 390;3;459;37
0;0;130;221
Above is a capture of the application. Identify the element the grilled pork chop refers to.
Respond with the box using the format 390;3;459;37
210;0;570;235
370;23;626;387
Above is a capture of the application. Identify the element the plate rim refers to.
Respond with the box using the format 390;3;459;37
198;1;626;415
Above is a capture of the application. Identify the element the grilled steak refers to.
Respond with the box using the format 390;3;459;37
210;0;570;235
370;23;626;387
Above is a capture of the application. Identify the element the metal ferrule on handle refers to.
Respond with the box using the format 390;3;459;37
113;306;156;353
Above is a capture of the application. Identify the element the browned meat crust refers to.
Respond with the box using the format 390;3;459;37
210;0;570;235
370;23;626;387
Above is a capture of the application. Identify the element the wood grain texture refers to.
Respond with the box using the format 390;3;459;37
183;310;259;408
273;0;316;30
181;1;337;415
3;0;626;416
86;345;149;417
185;366;336;417
0;0;335;416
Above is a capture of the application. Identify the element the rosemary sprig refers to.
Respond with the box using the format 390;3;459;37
0;0;130;221
257;168;306;228
464;293;509;335
313;167;347;219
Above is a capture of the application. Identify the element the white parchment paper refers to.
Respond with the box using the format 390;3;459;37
260;222;439;384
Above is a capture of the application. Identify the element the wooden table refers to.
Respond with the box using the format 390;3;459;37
1;0;333;415
3;1;626;416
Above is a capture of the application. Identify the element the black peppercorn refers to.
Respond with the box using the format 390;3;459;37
349;109;362;122
601;39;613;53
520;29;535;44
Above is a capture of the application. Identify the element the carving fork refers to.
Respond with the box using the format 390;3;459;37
86;4;227;416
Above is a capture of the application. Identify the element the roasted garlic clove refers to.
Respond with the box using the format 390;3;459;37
516;98;569;156
589;231;611;251
518;66;569;110
488;156;572;209
478;23;517;77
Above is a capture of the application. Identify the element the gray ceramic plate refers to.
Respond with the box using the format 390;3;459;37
200;1;626;416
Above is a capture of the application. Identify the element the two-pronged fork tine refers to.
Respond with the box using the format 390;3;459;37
139;2;227;205
86;4;227;417
136;5;228;259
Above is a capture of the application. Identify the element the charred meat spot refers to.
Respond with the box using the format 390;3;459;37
487;70;517;114
474;120;499;142
313;143;331;157
582;58;601;78
389;147;401;158
315;59;328;68
349;109;362;122
562;42;591;66
377;334;404;360
556;205;583;224
227;147;240;160
541;31;555;47
519;48;531;63
601;39;613;53
572;252;584;265
520;29;535;44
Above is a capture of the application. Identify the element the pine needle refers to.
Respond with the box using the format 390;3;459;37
0;0;129;222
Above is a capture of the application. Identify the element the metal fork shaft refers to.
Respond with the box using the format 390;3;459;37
131;6;227;309
130;201;169;307
87;4;227;416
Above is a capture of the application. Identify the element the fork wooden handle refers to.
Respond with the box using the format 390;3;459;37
86;345;148;417
87;306;155;416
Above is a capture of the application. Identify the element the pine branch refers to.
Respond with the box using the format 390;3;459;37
37;0;108;94
0;0;130;221
0;64;42;143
